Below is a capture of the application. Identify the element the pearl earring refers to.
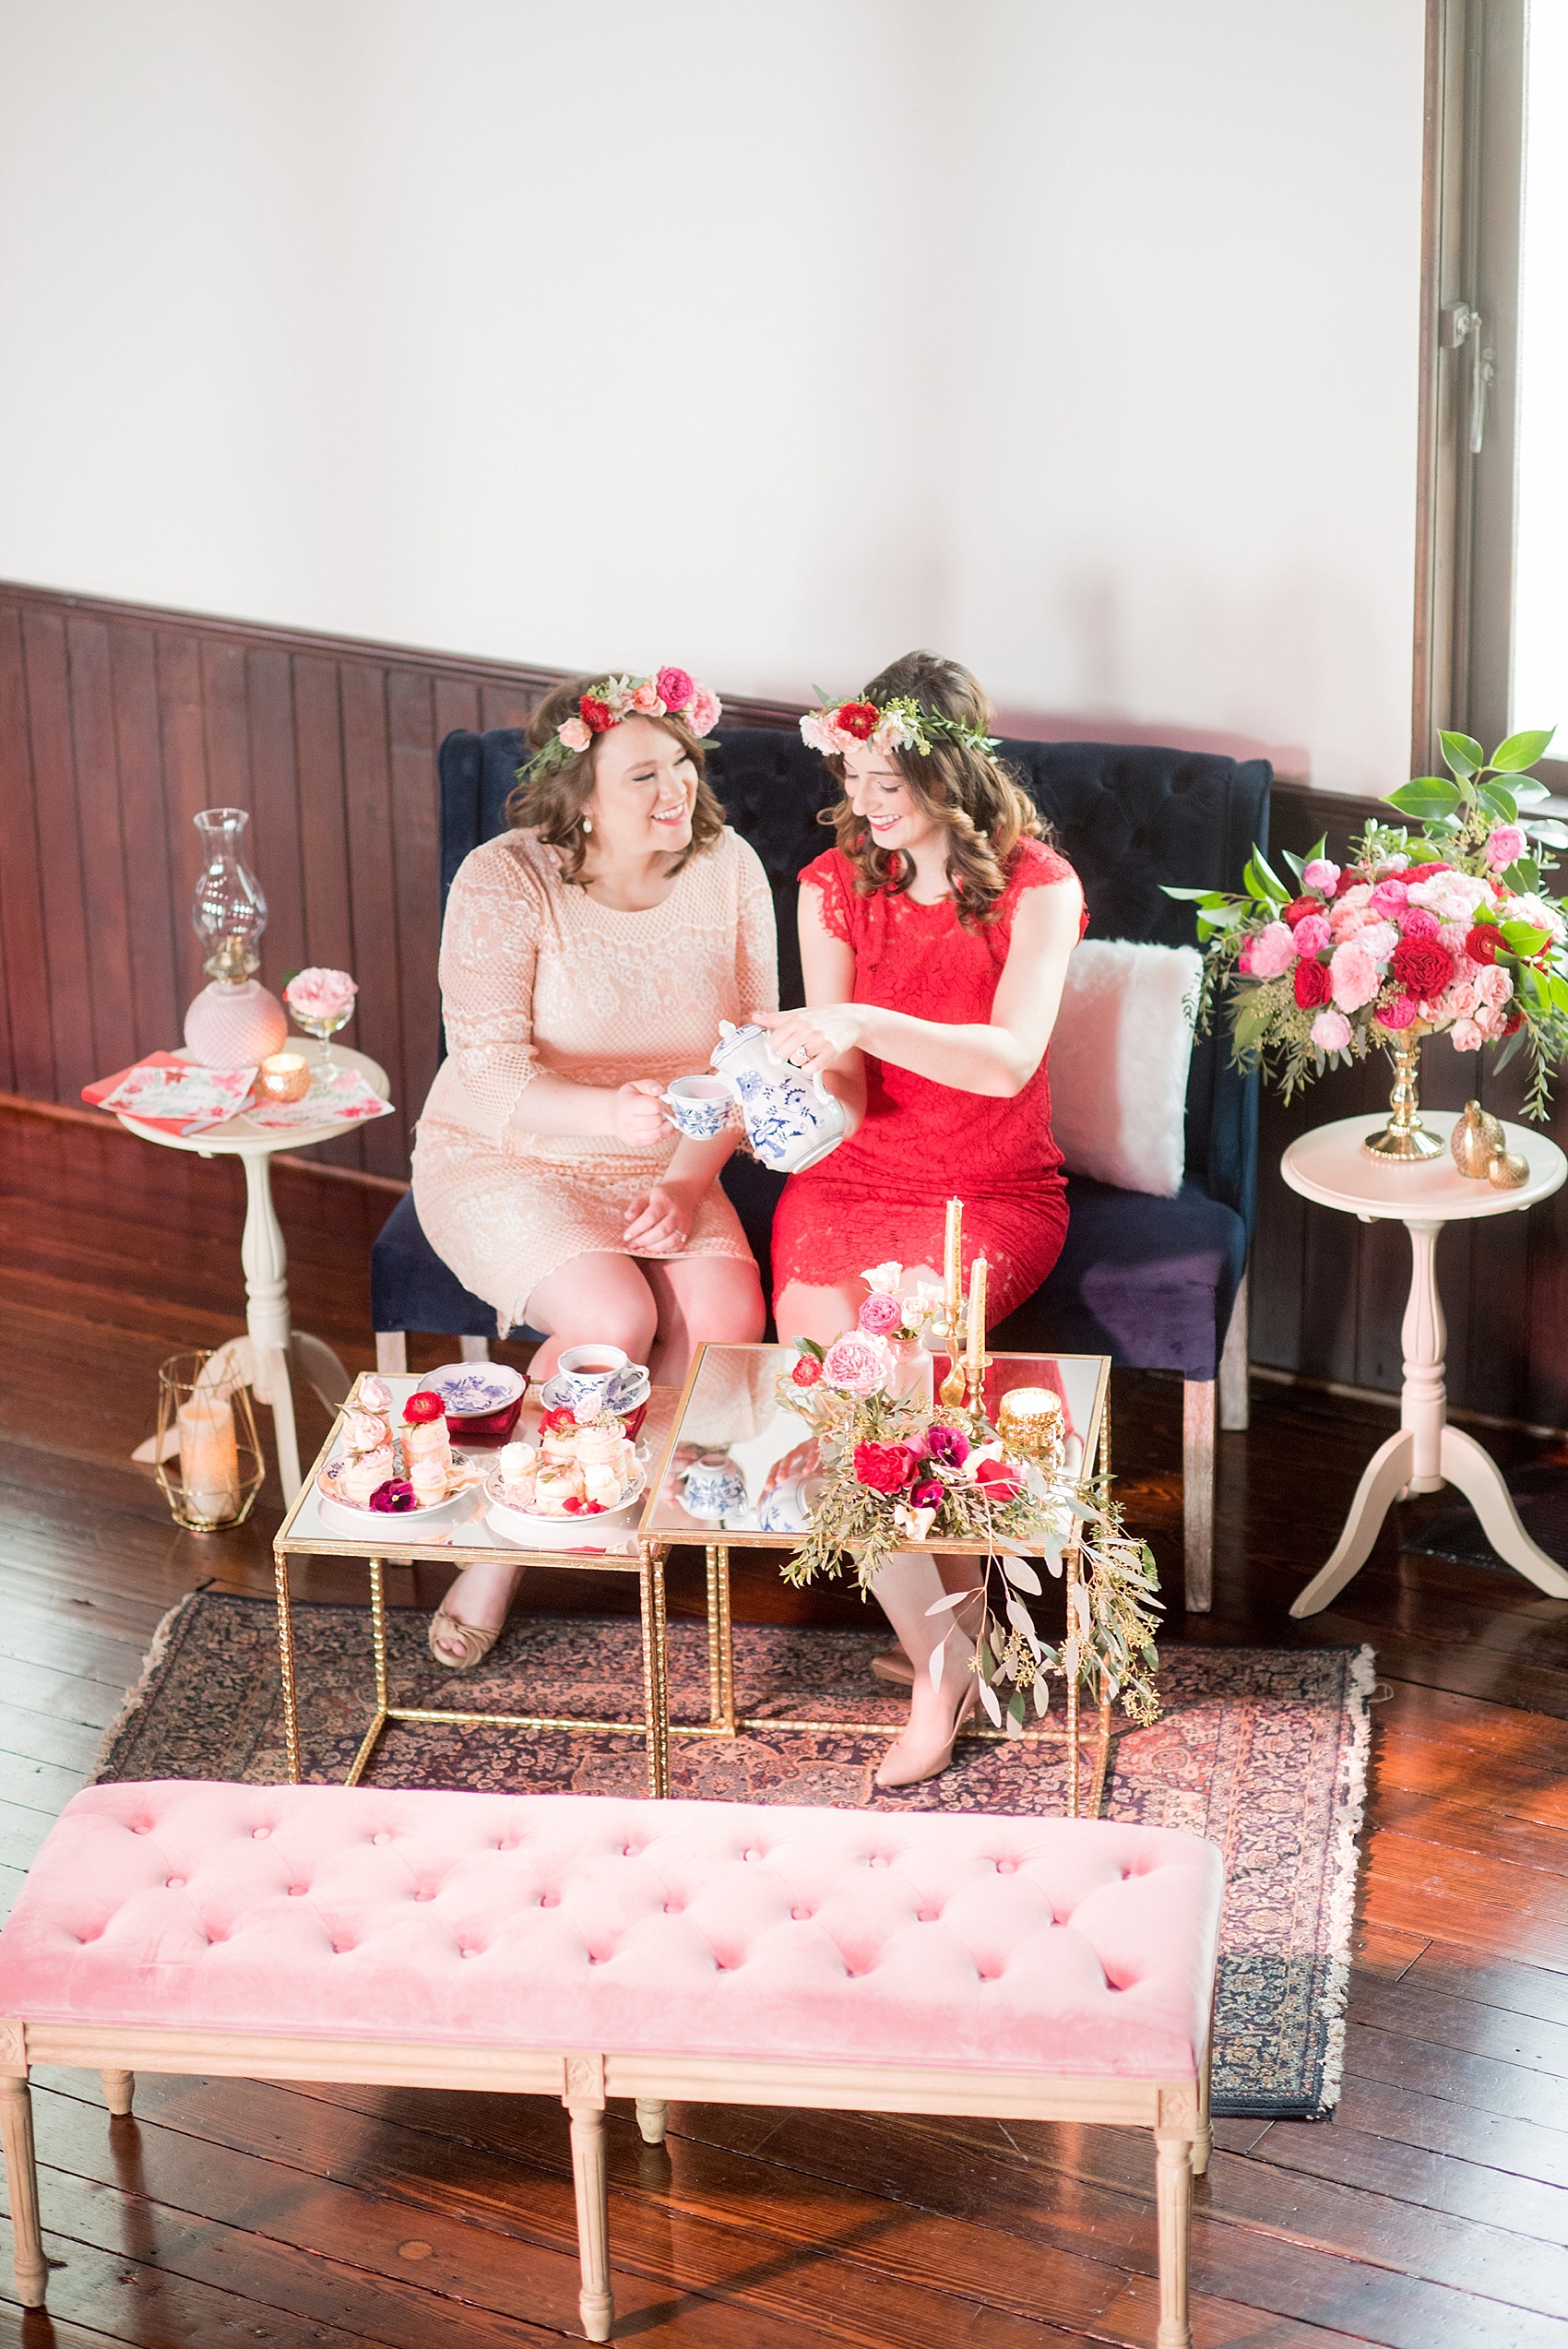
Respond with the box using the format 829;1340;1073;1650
581;815;592;833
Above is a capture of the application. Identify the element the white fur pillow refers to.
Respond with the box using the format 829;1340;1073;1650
1049;939;1201;1197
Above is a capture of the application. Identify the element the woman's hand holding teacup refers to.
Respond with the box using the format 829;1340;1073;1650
610;1078;670;1146
753;1004;865;1078
623;1177;696;1257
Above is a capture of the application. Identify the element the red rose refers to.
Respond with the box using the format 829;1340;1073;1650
1283;896;1319;927
538;1406;576;1433
1335;871;1362;897
852;1441;917;1495
403;1391;445;1424
1465;925;1500;965
1503;1012;1524;1035
975;1457;1023;1501
579;695;615;733
836;701;879;741
1293;958;1333;1008
1391;937;1455;1001
790;1354;824;1388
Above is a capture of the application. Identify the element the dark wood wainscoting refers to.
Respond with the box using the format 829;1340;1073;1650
1;577;1562;1425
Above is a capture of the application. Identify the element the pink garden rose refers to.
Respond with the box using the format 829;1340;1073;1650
1368;878;1408;918
655;666;695;712
1477;963;1514;1009
1398;907;1440;940
1303;858;1341;895
630;681;666;715
1247;921;1296;979
684;685;721;737
822;1332;889;1395
1377;993;1420;1030
858;1290;902;1336
1355;921;1400;965
1487;824;1526;872
1311;1009;1352;1052
1292;915;1332;955
284;967;357;1021
557;715;593;753
1450;1018;1484;1050
1328;941;1381;1013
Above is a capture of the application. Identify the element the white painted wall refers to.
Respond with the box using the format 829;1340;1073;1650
0;0;1425;793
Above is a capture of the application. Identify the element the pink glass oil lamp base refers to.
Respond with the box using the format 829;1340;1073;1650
183;808;288;1067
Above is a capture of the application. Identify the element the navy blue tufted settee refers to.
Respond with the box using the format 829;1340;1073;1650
371;726;1270;1603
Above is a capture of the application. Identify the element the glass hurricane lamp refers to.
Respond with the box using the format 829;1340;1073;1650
183;808;288;1066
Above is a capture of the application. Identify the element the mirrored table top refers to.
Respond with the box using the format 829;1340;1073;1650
638;1343;1111;1548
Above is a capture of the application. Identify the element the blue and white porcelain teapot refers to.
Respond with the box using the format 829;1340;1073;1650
709;1021;847;1175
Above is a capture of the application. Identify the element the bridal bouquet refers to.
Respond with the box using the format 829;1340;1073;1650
1170;727;1568;1117
776;1268;1161;1730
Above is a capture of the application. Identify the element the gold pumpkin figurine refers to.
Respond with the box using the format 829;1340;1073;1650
1450;1099;1504;1180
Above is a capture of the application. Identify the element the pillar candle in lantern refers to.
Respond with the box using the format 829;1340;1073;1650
178;1394;241;1523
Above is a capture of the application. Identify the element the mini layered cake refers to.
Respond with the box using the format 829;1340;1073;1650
497;1441;539;1508
402;1391;452;1505
521;1409;637;1516
339;1398;394;1505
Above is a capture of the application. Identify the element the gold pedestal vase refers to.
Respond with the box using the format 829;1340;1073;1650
1362;1028;1444;1161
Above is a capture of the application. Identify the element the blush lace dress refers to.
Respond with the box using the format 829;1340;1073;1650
411;827;778;1335
768;837;1086;1320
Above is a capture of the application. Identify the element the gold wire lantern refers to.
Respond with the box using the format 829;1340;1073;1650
153;1350;266;1530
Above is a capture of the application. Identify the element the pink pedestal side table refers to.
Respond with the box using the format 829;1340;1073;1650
118;1040;391;1503
1283;1108;1568;1618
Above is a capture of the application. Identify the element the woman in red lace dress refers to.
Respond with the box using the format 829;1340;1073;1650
758;652;1085;1788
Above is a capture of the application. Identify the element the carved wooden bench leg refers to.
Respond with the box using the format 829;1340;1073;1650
567;2098;613;2341
101;2068;136;2117
635;2097;668;2145
1154;2128;1194;2349
0;2074;47;2306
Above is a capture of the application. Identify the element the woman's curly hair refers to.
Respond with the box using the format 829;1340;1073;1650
819;651;1044;925
505;675;726;884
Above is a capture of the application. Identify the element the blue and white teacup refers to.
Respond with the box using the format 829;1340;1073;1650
682;1452;749;1522
663;1074;735;1140
555;1345;649;1417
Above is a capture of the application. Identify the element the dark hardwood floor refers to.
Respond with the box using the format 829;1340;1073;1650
4;1098;1568;2345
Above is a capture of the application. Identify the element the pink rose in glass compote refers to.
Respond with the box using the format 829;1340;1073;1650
1292;914;1332;956
858;1291;902;1336
1247;921;1295;980
822;1332;890;1395
285;967;357;1065
1311;1009;1352;1051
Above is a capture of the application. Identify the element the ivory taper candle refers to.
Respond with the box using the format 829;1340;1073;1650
966;1253;987;1385
944;1198;963;1336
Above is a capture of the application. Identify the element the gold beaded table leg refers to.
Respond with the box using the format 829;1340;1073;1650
638;1544;671;1799
1064;1538;1082;1820
711;1544;735;1733
273;1547;303;1785
345;1556;391;1788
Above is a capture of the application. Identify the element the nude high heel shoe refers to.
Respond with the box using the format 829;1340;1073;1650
874;1673;980;1789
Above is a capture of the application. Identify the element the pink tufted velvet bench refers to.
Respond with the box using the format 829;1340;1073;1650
0;1780;1221;2345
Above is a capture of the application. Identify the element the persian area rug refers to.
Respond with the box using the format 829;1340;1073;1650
99;1596;1372;2120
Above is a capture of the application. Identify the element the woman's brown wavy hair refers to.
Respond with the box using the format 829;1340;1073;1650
505;674;726;884
819;651;1044;926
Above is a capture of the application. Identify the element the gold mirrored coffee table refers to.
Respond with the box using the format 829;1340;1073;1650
273;1374;698;1797
638;1341;1117;1813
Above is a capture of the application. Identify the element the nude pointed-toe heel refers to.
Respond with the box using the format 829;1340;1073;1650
427;1612;502;1672
874;1677;980;1790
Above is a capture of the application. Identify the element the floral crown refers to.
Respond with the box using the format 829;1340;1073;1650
800;692;1001;764
524;667;722;781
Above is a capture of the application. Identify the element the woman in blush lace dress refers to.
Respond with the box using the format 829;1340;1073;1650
757;652;1085;1788
411;666;777;1668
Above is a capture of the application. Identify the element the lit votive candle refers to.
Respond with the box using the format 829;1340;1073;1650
258;1051;311;1103
178;1394;241;1523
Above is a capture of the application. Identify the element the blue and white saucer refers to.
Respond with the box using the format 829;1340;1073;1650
418;1362;528;1418
539;1370;652;1419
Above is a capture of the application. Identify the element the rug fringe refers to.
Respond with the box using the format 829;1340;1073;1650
91;1591;202;1780
1313;1641;1376;2118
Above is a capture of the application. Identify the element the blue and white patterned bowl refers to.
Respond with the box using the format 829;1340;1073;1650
418;1362;527;1418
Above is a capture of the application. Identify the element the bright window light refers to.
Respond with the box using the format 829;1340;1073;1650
1513;7;1568;734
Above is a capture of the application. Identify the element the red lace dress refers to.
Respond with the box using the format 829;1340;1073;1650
769;837;1086;1320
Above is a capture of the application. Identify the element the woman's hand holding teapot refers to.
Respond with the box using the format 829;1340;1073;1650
752;1004;866;1078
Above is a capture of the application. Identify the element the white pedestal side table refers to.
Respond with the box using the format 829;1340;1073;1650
1283;1108;1568;1618
118;1041;392;1503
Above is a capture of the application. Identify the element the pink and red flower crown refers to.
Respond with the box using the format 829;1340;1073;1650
524;667;721;781
800;693;999;763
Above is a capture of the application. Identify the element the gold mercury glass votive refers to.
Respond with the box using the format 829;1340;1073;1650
258;1051;311;1102
997;1386;1065;1469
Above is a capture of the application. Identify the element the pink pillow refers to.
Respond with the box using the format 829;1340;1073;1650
1050;940;1201;1197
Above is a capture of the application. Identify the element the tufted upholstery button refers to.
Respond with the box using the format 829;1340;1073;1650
165;1877;184;1890
743;1848;762;1863
663;1901;681;1916
870;1855;887;1869
540;1892;559;1907
289;1886;305;1897
251;1826;271;1841
373;1832;392;1846
996;1858;1016;1874
413;1889;434;1901
791;1907;811;1922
